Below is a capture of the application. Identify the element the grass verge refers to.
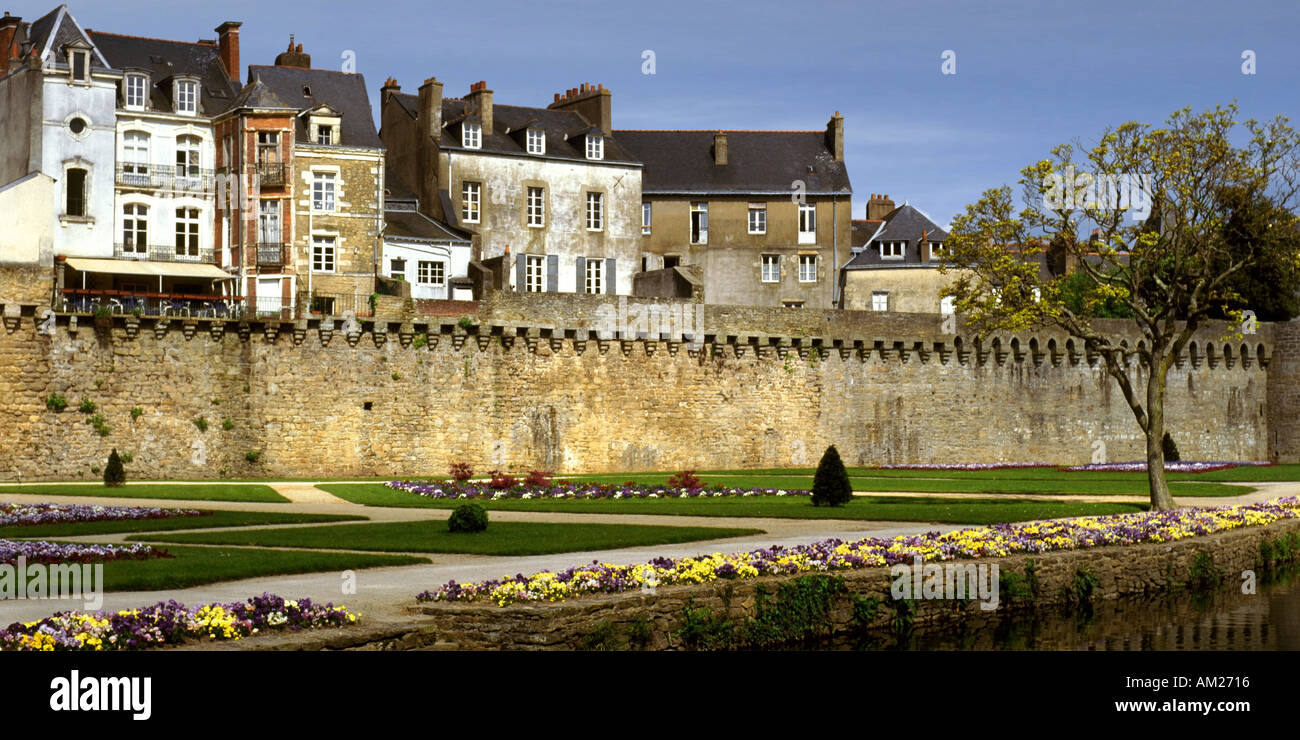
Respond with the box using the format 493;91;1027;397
0;510;366;539
0;484;287;503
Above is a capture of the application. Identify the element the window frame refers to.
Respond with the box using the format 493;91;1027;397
258;199;281;243
418;260;446;286
122;203;149;254
690;202;708;245
175;135;201;179
125;73;149;110
881;241;906;259
585;134;603;160
524;254;545;292
316;124;334;146
797;202;816;244
462;122;481;149
929;241;948;260
174;206;200;257
585;192;603;231
584;258;604;294
871;291;889;312
526;127;545;155
798;254;817;283
526;186;545;228
65;168;88;217
312;172;337;213
761;254;780;283
123;131;150;177
461;181;481;224
748;204;767;235
174;79;198;116
311;235;337;273
641;203;652;235
69;49;90;83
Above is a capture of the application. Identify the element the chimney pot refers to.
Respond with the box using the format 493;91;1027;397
214;21;241;82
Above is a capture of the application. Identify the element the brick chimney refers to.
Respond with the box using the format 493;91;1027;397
867;193;895;220
417;77;445;219
0;12;21;77
713;131;728;166
381;76;401;102
274;35;311;68
826;110;844;162
215;21;241;83
464;80;493;136
548;82;612;134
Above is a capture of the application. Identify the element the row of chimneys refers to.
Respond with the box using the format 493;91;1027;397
709;111;845;166
387;76;616;141
867;193;895;220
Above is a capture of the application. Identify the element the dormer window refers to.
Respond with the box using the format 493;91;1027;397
125;73;149;110
317;125;334;145
68;49;90;83
174;78;198;115
585;134;603;160
462;122;481;149
881;241;906;259
526;128;545;155
929;241;947;260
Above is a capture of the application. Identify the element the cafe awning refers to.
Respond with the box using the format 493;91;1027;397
63;258;234;280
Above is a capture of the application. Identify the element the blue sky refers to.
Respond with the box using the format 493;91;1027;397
15;0;1300;227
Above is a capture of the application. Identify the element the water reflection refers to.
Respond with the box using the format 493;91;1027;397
849;568;1300;651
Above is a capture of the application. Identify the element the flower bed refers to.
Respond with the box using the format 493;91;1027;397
0;540;168;566
1061;461;1274;473
0;502;203;528
0;593;359;651
868;463;1054;471
417;497;1300;606
386;479;807;500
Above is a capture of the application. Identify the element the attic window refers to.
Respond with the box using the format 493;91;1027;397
317;125;334;145
462;122;481;149
149;55;164;64
124;74;148;110
526;128;545;155
585;134;603;160
68;49;90;83
881;241;905;259
174;79;198;115
303;85;312;97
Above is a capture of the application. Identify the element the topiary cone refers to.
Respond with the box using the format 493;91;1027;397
811;445;852;507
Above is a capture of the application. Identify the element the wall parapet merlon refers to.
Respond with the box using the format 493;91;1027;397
1;302;1274;371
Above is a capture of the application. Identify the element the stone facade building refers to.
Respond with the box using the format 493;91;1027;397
380;79;643;296
616;116;853;309
841;195;961;314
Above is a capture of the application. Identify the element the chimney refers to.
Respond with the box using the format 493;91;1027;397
826;110;844;162
867;193;895;220
0;12;21;77
215;21;241;83
548;82;612;134
713;131;728;166
274;35;311;68
417;77;445;219
464;80;493;136
381;76;401;102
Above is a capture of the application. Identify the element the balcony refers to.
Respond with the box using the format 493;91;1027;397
256;162;287;187
256;242;287;267
114;243;215;264
115;164;215;194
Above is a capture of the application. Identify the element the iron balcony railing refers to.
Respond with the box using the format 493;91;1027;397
256;162;287;186
114;243;215;264
115;164;216;194
256;242;287;267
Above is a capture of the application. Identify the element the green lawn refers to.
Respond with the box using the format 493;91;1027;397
318;484;1146;524
576;464;1297;484
409;473;1243;497
0;483;287;502
0;510;366;539
132;520;765;556
93;545;428;592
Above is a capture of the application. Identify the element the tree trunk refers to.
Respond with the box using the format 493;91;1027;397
1145;355;1175;511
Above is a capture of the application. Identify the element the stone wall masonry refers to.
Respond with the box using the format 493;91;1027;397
403;517;1300;650
0;297;1286;480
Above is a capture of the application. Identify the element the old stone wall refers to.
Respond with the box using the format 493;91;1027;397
404;517;1300;650
0;295;1284;480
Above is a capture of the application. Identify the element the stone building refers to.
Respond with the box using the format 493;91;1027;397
245;40;384;316
840;195;961;314
380;79;643;295
615;116;853;309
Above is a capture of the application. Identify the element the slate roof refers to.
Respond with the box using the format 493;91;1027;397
384;208;471;243
851;219;884;248
249;64;381;148
88;31;238;115
225;75;294;111
390;92;640;164
26;5;110;70
844;204;950;269
613;130;852;195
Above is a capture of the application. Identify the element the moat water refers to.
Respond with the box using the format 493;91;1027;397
841;567;1300;651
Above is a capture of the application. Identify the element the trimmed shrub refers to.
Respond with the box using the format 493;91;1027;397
811;445;852;507
448;503;488;533
1162;432;1181;462
103;449;126;487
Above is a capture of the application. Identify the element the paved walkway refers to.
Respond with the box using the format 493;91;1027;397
0;477;1295;627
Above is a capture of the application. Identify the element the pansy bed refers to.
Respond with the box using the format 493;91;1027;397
0;593;359;651
0;502;203;528
417;497;1300;606
387;480;807;500
0;540;168;566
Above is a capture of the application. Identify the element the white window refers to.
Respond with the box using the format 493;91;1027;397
390;258;406;279
586;134;603;160
259;200;281;244
527;187;545;227
798;254;817;282
123;131;150;180
175;135;201;180
940;295;955;315
761;254;780;283
872;291;889;311
175;79;198;115
585;192;603;231
312;173;336;212
316;125;334;146
125;74;148;109
930;241;947;260
690;202;708;244
748;204;767;234
798;203;816;244
174;207;199;257
418;261;445;286
641;203;652;235
525;254;544;292
462;122;481;149
881;241;905;259
312;236;336;272
584;258;604;294
526;128;545;155
256;277;283;313
69;49;90;83
122;204;148;254
462;182;481;223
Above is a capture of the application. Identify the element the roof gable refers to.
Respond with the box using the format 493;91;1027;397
88;31;239;114
249;64;381;148
614;129;851;194
32;5;110;70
